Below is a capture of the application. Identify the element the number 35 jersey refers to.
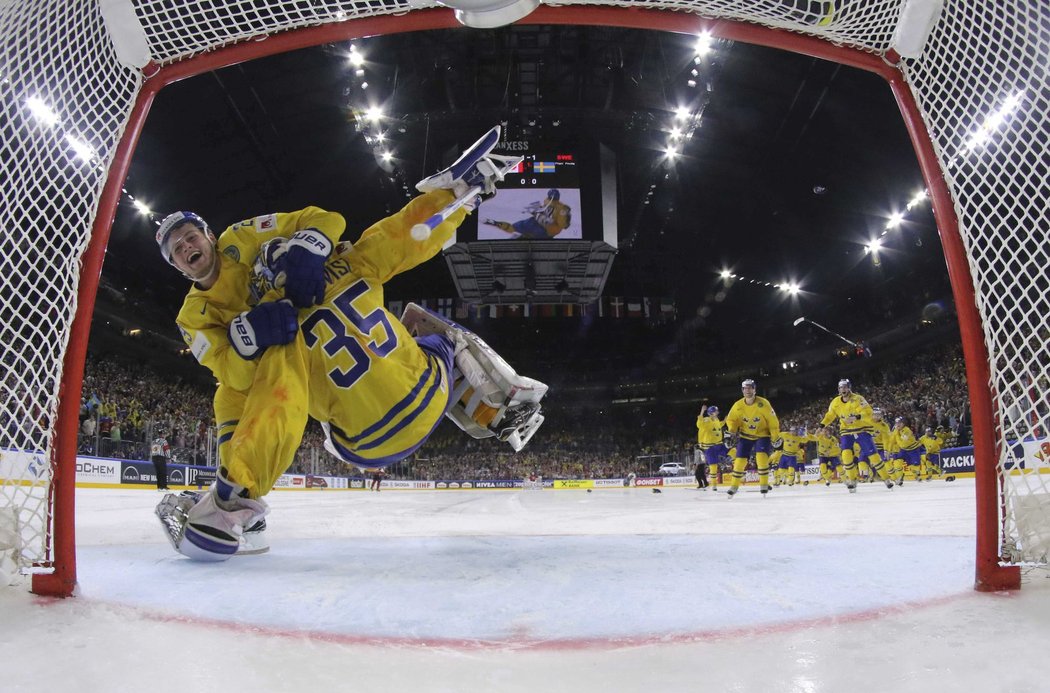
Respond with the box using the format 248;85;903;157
176;190;466;478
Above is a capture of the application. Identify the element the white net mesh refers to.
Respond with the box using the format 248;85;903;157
1;0;141;571
1;0;1046;580
898;1;1050;564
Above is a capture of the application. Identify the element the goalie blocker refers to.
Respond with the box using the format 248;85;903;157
400;303;546;452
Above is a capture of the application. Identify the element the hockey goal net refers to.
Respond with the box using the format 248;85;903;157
1;0;1046;595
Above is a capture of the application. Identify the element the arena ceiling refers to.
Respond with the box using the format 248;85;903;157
103;22;952;361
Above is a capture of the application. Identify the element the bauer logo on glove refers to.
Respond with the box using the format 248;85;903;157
282;228;333;308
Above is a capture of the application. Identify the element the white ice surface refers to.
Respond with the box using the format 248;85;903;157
4;479;1049;693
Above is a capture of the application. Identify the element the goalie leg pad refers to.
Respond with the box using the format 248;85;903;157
400;303;548;449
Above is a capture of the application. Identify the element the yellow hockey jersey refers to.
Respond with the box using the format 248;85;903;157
696;414;726;447
820;393;875;434
872;420;893;451
176;191;465;495
920;434;942;455
779;430;805;456
725;396;780;441
893;425;921;452
816;432;840;457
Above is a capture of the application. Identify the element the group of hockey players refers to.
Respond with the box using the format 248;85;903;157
154;126;548;561
696;378;950;497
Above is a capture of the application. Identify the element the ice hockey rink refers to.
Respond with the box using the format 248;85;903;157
4;479;1048;693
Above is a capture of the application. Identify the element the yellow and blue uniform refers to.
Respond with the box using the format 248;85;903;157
176;191;466;497
892;422;925;480
725;396;780;491
779;430;806;485
697;411;727;486
816;430;840;483
820;393;891;485
872;418;892;458
920;432;943;478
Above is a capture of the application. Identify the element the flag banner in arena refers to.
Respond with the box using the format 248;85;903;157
391;297;674;320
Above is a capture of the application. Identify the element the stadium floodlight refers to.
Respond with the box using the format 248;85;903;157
792;316;862;348
437;0;540;28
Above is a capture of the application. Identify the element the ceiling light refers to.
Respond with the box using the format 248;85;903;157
695;31;714;57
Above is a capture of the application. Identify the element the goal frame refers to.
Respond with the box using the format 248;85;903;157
33;5;1019;596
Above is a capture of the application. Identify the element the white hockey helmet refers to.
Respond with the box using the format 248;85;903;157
741;379;756;389
156;211;210;264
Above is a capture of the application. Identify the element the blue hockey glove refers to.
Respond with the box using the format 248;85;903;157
282;228;332;308
227;300;298;359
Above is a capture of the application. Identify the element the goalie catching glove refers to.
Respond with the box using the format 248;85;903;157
228;299;298;359
400;303;546;452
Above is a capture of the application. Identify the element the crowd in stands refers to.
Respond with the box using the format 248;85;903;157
77;354;215;464
72;339;972;480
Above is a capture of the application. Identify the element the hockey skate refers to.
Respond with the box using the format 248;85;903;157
416;125;522;199
155;484;269;561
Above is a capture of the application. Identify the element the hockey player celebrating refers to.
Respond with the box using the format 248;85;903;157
724;379;780;497
819;379;894;493
696;405;726;490
155;126;546;561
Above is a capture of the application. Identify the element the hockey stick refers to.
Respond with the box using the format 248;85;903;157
410;184;483;241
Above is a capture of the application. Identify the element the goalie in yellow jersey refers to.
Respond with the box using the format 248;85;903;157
154;126;546;561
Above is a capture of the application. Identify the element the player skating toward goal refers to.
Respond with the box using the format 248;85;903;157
819;379;895;493
724;379;780;497
154;126;546;561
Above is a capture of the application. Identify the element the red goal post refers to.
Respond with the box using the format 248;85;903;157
2;0;1043;597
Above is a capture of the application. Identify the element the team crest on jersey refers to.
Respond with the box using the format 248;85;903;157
177;325;192;345
223;246;240;262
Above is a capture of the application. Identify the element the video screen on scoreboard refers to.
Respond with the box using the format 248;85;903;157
477;153;583;240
